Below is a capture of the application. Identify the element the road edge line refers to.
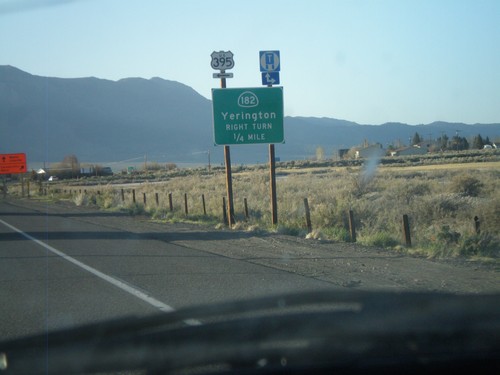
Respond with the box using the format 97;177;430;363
0;218;176;313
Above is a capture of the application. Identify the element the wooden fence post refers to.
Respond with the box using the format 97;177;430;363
348;210;356;242
132;189;136;203
304;198;312;233
168;193;173;211
402;214;411;247
155;192;159;206
121;189;125;202
143;192;147;205
244;198;249;220
474;216;480;234
184;193;188;215
202;194;206;215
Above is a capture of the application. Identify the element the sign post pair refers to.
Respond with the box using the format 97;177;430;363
210;50;283;226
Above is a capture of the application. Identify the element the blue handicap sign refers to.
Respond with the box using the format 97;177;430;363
259;51;280;72
261;72;280;85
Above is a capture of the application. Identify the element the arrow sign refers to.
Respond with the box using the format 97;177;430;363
261;72;280;85
0;153;27;175
213;72;234;79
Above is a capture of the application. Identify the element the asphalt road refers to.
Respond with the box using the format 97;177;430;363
0;199;338;341
1;197;498;375
2;198;499;342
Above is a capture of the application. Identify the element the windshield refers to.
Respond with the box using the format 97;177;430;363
1;1;499;374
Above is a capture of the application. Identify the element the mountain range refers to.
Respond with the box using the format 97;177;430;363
1;65;499;166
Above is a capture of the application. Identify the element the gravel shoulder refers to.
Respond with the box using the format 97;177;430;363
6;197;499;294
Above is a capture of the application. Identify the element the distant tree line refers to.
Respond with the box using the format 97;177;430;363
411;132;495;151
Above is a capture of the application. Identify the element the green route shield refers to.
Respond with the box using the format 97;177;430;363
212;87;284;145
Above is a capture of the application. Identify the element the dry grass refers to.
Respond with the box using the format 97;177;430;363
6;161;500;261
379;161;500;172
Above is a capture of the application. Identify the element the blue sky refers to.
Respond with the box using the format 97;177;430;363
1;0;499;125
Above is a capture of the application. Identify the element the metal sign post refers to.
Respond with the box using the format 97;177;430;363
211;51;235;226
260;50;281;226
269;143;278;225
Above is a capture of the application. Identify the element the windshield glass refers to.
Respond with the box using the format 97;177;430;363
1;1;499;374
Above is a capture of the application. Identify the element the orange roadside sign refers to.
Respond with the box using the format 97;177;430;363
0;153;27;174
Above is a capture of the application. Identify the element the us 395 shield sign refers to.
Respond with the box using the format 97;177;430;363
210;51;235;70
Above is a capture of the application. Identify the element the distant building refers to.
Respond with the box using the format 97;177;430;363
355;144;385;159
101;167;113;175
338;149;350;159
391;144;429;156
80;166;113;176
80;167;93;175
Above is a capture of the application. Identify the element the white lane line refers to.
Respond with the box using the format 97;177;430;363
0;218;175;313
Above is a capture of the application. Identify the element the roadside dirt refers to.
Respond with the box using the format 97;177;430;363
8;198;499;294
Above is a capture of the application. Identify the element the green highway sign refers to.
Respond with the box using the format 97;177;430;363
212;87;284;145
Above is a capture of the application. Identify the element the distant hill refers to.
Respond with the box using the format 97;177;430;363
1;65;499;166
0;65;214;164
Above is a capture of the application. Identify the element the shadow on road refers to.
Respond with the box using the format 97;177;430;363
0;210;129;219
0;227;256;244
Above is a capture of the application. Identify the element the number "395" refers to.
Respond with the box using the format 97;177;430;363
211;54;234;70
